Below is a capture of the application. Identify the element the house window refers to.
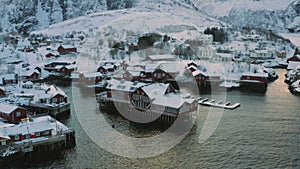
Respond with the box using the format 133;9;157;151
15;135;20;141
1;140;6;146
25;134;30;139
43;130;50;135
52;98;57;103
16;112;21;117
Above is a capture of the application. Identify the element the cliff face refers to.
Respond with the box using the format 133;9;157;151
0;0;136;34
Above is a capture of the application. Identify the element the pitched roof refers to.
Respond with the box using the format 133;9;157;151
0;103;22;114
82;72;103;78
141;83;170;100
158;63;180;73
106;79;147;92
152;93;194;109
287;61;300;70
192;70;208;77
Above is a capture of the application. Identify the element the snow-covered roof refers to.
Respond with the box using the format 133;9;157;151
152;93;194;109
107;79;147;92
20;69;40;77
0;103;23;114
216;53;233;58
127;71;141;77
55;64;77;70
192;70;208;77
187;60;197;66
147;54;176;61
82;72;103;78
46;60;72;66
220;81;240;88
253;49;270;54
0;74;16;81
126;66;144;72
60;45;76;49
0;86;5;91
44;85;67;97
65;64;77;70
141;83;170;100
23;81;34;86
145;63;160;73
0;116;70;139
242;72;269;78
287;61;300;70
187;65;197;70
159;63;180;73
100;64;115;70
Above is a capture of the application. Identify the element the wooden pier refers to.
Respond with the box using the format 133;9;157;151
25;103;71;118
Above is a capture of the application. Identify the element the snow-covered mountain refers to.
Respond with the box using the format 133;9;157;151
31;0;225;36
1;0;300;34
189;0;300;32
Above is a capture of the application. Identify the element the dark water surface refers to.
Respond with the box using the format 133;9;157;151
6;69;299;169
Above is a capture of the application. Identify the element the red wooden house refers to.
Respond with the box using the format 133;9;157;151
97;64;116;74
45;52;59;58
44;61;72;71
58;45;77;54
56;64;77;76
0;103;28;123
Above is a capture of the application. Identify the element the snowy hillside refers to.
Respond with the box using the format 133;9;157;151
189;0;299;32
32;0;224;36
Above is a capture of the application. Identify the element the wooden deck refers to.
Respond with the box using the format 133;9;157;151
198;98;240;110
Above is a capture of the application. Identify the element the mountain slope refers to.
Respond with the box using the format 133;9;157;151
32;0;225;36
189;0;299;32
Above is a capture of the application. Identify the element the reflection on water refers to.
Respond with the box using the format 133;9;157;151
8;69;299;168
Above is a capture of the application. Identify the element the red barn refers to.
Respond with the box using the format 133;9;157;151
0;103;27;123
58;45;77;54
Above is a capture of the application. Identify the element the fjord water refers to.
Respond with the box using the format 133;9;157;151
14;68;298;169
